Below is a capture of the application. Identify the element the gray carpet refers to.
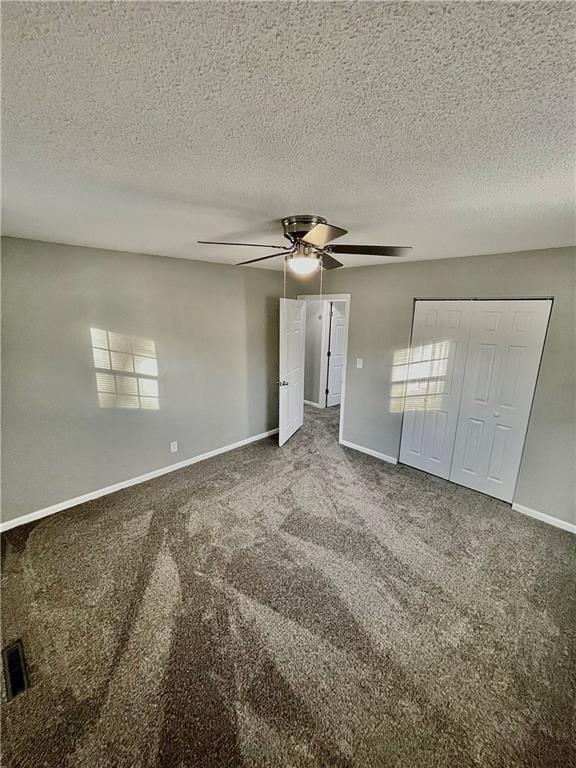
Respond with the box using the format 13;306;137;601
2;406;575;767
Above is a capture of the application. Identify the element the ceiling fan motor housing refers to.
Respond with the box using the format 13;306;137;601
281;214;327;243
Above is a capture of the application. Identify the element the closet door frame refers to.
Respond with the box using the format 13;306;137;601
399;296;554;503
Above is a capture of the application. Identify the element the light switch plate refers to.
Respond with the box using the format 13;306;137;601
356;358;363;369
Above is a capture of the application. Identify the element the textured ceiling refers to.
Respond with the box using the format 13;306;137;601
2;1;575;269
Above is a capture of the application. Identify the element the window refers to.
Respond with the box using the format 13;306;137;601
90;328;159;410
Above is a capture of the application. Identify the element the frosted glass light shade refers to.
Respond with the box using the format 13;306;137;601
288;256;320;275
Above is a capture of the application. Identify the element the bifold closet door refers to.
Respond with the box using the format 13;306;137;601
449;300;552;501
399;301;473;479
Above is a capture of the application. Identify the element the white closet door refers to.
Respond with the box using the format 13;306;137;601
399;301;473;478
449;300;552;501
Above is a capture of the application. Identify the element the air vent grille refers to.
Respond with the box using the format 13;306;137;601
2;640;29;700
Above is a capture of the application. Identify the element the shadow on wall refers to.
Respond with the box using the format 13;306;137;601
90;327;160;410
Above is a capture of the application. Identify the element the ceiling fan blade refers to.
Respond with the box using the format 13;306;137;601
236;251;293;266
321;253;343;270
301;223;348;248
327;244;411;257
198;240;287;249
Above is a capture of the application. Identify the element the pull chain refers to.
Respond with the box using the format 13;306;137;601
283;255;287;299
319;258;323;300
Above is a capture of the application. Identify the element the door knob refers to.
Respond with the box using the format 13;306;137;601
277;380;289;387
493;411;501;418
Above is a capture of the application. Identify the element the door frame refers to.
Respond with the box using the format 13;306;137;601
399;296;555;504
298;293;351;446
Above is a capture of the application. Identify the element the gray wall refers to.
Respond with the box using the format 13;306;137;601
304;300;324;404
3;239;574;527
326;247;576;525
1;237;283;523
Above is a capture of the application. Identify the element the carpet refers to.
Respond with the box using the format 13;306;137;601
2;406;575;767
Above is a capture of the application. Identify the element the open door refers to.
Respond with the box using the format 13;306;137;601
279;298;306;446
326;302;346;407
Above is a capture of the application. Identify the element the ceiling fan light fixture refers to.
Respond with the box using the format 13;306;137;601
199;214;412;270
287;255;320;275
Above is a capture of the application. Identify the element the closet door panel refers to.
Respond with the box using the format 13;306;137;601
449;300;552;501
399;301;473;479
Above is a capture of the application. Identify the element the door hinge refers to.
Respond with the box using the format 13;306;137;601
327;350;331;357
325;388;329;395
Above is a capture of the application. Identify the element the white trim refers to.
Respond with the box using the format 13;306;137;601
0;428;279;532
340;439;398;465
304;400;323;408
511;503;576;535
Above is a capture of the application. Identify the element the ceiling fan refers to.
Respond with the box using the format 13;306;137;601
198;215;411;275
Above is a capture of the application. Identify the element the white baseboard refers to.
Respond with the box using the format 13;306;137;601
340;439;397;465
0;428;279;533
304;400;323;409
511;503;576;535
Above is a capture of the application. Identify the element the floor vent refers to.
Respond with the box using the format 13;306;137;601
2;640;29;701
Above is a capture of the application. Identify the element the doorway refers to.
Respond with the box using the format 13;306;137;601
278;294;350;446
398;298;552;502
303;299;347;409
300;293;350;440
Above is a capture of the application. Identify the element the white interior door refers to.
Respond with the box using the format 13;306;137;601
399;301;473;478
326;302;346;407
279;299;306;446
450;299;552;501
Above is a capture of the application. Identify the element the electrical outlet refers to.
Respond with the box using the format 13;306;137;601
170;441;178;453
356;358;363;369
